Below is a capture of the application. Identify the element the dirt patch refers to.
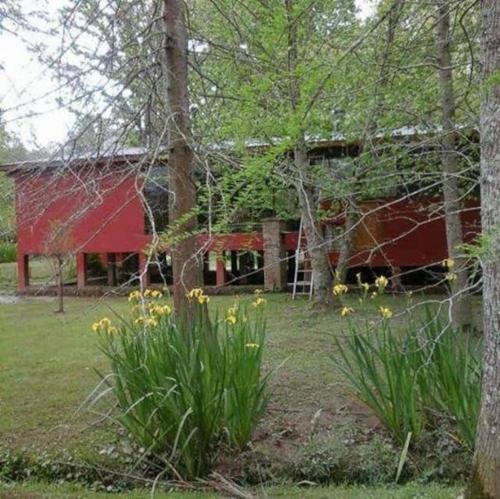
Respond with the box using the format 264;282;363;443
0;294;20;304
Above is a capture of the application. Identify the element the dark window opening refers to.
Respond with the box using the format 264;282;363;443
85;253;107;285
203;252;217;285
148;253;173;285
399;265;444;288
117;253;140;286
87;252;141;287
226;250;263;285
204;250;264;286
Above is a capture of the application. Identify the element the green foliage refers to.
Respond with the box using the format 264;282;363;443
463;225;500;265
294;431;400;485
0;445;153;493
0;173;15;241
0;241;16;263
190;0;480;229
92;296;269;479
335;306;481;450
190;0;363;221
415;308;481;450
335;319;425;444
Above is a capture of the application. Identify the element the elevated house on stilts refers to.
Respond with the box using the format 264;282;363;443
0;133;480;296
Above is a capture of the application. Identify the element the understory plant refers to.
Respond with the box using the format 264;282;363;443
90;289;270;480
0;241;16;263
334;305;481;450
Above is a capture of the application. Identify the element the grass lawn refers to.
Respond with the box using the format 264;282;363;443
0;292;356;453
0;481;461;498
0;262;480;494
0;257;76;292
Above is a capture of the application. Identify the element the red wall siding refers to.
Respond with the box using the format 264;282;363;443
14;165;481;271
286;197;481;268
15;169;151;254
373;198;480;267
197;233;263;252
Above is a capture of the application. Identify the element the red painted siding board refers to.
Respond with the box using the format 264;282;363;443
15;171;151;255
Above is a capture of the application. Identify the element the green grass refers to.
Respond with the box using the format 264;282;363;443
0;263;481;494
1;293;344;452
0;481;461;498
0;288;481;451
0;257;76;291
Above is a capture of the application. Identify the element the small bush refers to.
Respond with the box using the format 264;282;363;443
416;425;471;483
334;306;481;450
0;241;16;263
294;431;399;485
90;290;270;480
0;445;145;492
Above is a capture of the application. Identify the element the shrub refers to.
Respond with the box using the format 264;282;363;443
90;290;270;480
294;431;399;485
334;306;481;450
0;241;16;263
415;425;472;483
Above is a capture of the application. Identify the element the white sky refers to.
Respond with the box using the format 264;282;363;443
0;0;377;148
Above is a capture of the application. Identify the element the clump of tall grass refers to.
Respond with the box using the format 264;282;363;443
334;306;481;450
416;307;481;450
90;290;270;479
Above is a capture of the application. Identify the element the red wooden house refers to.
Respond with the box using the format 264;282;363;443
0;144;481;294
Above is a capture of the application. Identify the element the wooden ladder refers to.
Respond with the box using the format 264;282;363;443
291;216;314;300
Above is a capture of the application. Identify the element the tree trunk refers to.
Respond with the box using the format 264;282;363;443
295;142;341;308
334;199;359;285
335;1;403;286
436;0;471;329
163;0;202;313
284;0;339;307
467;2;500;497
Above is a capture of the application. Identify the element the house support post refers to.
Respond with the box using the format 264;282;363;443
107;253;116;287
76;253;86;291
216;252;226;286
262;218;287;291
17;253;29;292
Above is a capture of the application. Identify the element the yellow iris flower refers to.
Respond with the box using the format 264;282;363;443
379;306;393;319
186;288;210;304
375;276;389;290
340;307;354;317
442;258;455;268
225;315;237;325
333;284;348;296
91;317;117;334
252;296;266;307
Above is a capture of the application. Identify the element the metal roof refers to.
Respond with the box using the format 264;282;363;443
0;125;476;174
